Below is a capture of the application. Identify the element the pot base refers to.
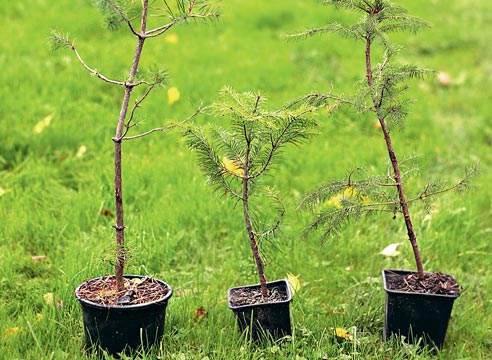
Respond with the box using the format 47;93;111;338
75;275;172;357
228;279;292;341
382;269;459;348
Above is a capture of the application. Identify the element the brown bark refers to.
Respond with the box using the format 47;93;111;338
365;35;425;278
242;125;268;298
113;1;149;291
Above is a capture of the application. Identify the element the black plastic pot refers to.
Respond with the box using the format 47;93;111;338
228;279;292;341
75;275;172;357
382;269;459;348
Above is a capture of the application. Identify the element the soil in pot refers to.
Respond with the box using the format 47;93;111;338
228;279;292;342
383;269;460;348
75;275;172;357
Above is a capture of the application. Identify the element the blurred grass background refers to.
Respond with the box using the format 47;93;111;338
0;0;491;358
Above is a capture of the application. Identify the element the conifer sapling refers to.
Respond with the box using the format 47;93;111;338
291;0;474;287
51;0;218;297
185;87;324;298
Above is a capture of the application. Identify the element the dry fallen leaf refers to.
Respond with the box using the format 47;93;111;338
33;114;53;134
167;86;180;106
101;209;113;217
31;255;47;262
192;306;208;322
43;293;55;305
437;71;452;86
221;155;244;177
333;327;353;341
165;33;179;44
380;243;402;257
324;187;371;209
286;272;301;296
3;327;20;337
76;145;87;158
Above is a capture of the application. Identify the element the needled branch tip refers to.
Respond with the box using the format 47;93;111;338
93;0;129;31
49;30;72;52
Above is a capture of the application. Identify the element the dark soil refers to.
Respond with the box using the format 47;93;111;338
229;283;289;307
76;276;170;306
385;271;460;296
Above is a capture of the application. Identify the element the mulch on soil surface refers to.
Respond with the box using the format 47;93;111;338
229;284;289;307
76;276;170;306
385;271;460;296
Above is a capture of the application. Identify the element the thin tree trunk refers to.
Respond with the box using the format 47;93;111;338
113;1;149;291
243;191;268;298
242;125;268;298
365;35;425;278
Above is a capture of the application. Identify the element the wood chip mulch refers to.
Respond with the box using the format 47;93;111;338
76;276;170;306
385;271;460;296
229;284;289;307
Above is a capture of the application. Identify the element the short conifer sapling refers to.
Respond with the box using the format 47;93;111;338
185;87;323;298
292;0;474;291
51;0;218;301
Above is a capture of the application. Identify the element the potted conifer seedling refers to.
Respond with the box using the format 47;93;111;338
51;0;217;356
291;0;474;347
184;87;323;341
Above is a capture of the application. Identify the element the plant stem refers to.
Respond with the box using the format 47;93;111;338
242;124;268;297
112;0;149;291
365;35;425;279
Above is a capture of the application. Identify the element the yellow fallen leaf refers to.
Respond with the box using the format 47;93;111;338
221;155;244;176
0;187;7;197
326;187;357;208
333;327;353;341
165;33;179;44
43;292;54;305
76;145;87;158
380;243;402;257
3;327;20;337
33;114;53;134
167;86;180;106
325;187;369;209
286;272;301;296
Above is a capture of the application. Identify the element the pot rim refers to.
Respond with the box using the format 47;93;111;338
227;278;292;310
75;274;173;309
382;269;460;299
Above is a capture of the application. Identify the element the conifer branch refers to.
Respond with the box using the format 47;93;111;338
286;22;364;42
50;31;125;86
145;0;219;38
301;167;475;240
185;88;320;297
123;106;204;141
296;1;475;277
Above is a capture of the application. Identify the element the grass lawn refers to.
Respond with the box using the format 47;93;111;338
1;0;491;359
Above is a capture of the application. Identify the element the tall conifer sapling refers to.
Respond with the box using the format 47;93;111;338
292;0;474;291
291;0;476;346
51;0;218;355
51;0;218;302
